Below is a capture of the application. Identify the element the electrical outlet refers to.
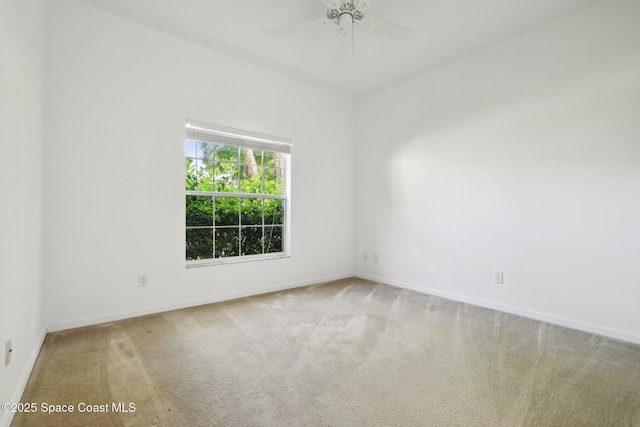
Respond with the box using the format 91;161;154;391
5;339;12;367
138;274;149;287
363;253;368;261
374;254;379;264
494;270;503;284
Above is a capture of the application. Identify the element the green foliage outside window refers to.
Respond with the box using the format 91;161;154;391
185;141;285;261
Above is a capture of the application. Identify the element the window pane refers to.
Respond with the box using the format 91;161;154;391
215;162;239;192
215;228;239;258
193;159;213;191
215;145;239;163
264;199;283;225
186;228;213;260
199;159;214;192
185;157;198;191
185;140;197;159
241;198;263;226
241;227;263;255
264;226;283;253
263;167;284;195
240;166;262;194
186;196;213;227
253;150;264;167
262;151;281;167
215;197;239;226
240;148;260;173
199;142;215;161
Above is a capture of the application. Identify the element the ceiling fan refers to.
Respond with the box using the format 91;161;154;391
268;0;417;65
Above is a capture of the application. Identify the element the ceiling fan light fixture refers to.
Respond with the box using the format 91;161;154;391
327;2;364;27
338;13;354;29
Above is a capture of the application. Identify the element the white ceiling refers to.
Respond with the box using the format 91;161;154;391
72;0;602;98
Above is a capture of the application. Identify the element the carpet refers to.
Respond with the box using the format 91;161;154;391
12;277;640;426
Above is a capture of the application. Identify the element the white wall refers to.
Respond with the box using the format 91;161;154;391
44;0;355;330
0;0;46;425
355;0;640;343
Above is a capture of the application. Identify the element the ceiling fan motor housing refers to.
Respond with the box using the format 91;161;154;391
327;2;364;27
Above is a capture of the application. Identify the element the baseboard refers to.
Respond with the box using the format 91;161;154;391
47;272;355;333
356;273;640;347
0;328;47;427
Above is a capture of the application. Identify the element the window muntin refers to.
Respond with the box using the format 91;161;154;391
185;121;290;265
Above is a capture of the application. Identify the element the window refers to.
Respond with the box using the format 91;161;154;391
185;120;291;266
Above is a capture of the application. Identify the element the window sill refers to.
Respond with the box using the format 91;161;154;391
186;253;290;268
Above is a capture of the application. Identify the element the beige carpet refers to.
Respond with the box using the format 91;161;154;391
13;278;640;426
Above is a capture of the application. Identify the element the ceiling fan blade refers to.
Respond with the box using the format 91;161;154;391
332;28;352;66
321;0;342;9
268;18;329;38
360;17;417;43
353;0;385;10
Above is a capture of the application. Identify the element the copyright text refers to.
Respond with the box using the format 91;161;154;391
1;402;136;414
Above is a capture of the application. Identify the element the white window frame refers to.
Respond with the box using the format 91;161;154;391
185;119;292;267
